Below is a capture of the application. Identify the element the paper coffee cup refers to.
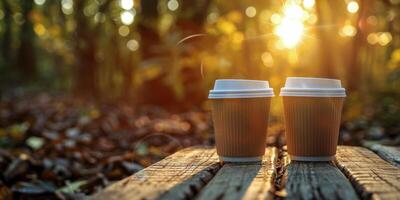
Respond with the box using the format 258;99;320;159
209;79;274;162
280;77;346;161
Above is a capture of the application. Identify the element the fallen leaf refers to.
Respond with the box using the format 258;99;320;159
26;136;45;150
12;181;56;195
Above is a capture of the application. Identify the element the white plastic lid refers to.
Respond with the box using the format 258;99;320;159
279;77;346;97
208;79;274;99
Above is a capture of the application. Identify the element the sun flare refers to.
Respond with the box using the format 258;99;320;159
274;3;305;49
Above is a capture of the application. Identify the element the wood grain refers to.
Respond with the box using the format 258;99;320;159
363;142;400;168
89;147;220;200
90;146;400;200
196;147;277;200
278;148;359;200
336;146;400;200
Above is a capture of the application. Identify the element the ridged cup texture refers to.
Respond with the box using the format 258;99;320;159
211;98;271;157
283;97;344;157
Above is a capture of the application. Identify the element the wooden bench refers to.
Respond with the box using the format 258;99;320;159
90;146;400;200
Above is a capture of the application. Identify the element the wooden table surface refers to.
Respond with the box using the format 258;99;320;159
90;145;400;200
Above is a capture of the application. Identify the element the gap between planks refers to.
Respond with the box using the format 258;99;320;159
362;141;400;168
276;147;359;200
90;146;400;200
89;147;279;200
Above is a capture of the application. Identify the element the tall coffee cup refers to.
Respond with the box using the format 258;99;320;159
280;77;346;161
209;79;274;162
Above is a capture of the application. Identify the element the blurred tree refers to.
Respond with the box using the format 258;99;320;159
0;0;398;116
0;0;12;67
139;0;160;59
347;0;366;91
73;0;98;97
315;0;337;79
16;0;37;83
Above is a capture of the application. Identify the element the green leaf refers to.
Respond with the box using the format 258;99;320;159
57;180;88;194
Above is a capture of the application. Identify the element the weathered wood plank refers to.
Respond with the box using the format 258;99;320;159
277;147;359;200
196;147;277;200
363;142;400;168
336;146;400;200
90;147;220;200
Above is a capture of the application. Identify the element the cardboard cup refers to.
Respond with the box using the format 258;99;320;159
209;79;274;162
280;77;346;161
211;98;271;162
283;97;344;161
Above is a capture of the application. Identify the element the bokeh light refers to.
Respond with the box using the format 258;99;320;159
378;32;392;46
347;1;359;13
167;0;179;11
261;52;274;67
245;6;257;18
303;0;315;9
118;26;130;37
34;0;46;6
340;24;357;37
127;39;139;51
34;23;46;37
120;11;135;25
120;0;134;10
367;33;379;45
94;12;106;23
61;0;74;15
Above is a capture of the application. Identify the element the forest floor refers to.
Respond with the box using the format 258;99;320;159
0;92;397;199
0;92;284;199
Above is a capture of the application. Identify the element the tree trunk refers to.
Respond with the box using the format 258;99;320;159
315;1;336;78
1;0;13;66
346;0;366;91
138;0;160;59
16;0;37;83
73;0;98;98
